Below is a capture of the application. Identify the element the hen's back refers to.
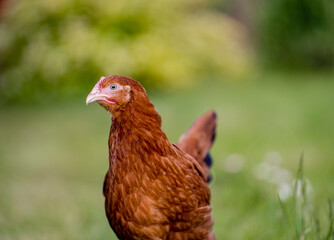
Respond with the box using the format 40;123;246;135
177;110;217;182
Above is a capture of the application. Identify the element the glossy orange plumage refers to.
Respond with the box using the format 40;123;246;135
89;75;216;240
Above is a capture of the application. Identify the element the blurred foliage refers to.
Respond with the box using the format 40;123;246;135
257;0;334;70
0;0;251;104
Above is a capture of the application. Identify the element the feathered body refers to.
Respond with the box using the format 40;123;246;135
86;75;216;240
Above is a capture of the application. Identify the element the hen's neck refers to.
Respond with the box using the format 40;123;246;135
108;103;172;163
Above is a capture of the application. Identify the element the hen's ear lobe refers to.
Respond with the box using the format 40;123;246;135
124;85;131;93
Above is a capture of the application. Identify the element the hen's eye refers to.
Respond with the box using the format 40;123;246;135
110;84;118;91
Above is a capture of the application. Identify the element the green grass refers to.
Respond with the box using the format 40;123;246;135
0;73;334;239
277;155;334;240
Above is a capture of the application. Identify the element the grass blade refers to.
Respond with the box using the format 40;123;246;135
325;199;333;240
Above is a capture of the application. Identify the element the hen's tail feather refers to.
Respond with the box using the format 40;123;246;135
177;110;217;183
204;153;213;167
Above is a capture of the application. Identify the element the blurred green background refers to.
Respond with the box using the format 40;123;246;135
1;0;334;239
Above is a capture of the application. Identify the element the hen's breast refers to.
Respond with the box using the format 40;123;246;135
104;136;212;239
103;163;171;240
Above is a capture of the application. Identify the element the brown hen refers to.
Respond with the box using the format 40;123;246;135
86;75;217;240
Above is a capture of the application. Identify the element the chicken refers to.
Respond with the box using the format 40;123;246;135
86;75;217;240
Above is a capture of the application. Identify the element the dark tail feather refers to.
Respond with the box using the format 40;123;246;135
177;110;217;183
203;153;214;183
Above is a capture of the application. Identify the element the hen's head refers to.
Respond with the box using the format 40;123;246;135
86;75;149;115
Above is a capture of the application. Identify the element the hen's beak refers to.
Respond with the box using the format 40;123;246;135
86;83;104;105
86;86;116;105
86;77;117;105
86;92;106;105
86;77;106;105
